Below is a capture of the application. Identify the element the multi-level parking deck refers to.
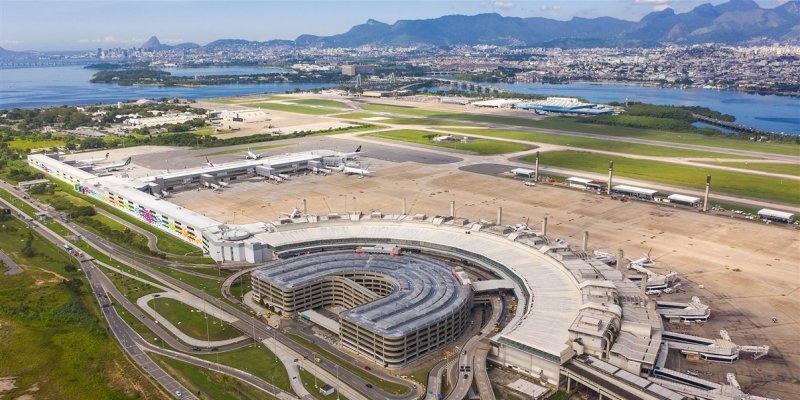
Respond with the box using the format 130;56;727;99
252;251;472;366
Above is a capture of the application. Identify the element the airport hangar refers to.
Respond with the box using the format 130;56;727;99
30;151;763;399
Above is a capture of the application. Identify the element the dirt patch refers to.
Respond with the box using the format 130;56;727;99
0;376;17;393
33;268;67;286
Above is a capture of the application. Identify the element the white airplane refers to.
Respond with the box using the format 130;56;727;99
241;147;264;160
627;249;657;268
338;145;362;160
77;152;109;165
280;207;302;219
96;157;131;172
338;163;370;177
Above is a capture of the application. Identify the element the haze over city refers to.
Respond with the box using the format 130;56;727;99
0;0;793;50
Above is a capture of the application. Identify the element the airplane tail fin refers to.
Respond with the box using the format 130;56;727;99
123;157;132;166
355;145;361;153
105;152;110;159
206;157;214;167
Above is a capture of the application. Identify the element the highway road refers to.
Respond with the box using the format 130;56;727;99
444;297;503;400
423;297;502;400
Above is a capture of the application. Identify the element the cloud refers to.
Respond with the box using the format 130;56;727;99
539;5;562;12
634;0;671;11
481;1;514;11
0;39;22;46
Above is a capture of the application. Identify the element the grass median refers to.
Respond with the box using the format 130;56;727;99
152;354;282;400
194;345;293;393
149;297;243;342
448;128;747;159
524;150;800;204
245;102;338;115
359;103;799;156
694;161;800;176
287;334;409;395
369;129;532;155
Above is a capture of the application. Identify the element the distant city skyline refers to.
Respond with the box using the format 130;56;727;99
0;0;791;51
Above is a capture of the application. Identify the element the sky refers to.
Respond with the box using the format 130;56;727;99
0;0;790;51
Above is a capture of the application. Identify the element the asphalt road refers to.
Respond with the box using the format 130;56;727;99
0;249;23;275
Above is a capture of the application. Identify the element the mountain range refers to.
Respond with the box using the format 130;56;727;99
131;0;800;50
1;0;798;58
292;0;800;47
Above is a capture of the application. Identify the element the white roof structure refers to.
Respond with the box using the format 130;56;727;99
254;218;582;361
472;99;519;108
613;185;658;196
758;208;794;220
510;168;535;176
667;194;701;204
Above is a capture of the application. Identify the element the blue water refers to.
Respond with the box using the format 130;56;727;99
1;66;798;134
494;82;800;135
0;65;334;109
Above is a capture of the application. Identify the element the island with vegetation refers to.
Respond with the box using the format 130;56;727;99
90;68;348;86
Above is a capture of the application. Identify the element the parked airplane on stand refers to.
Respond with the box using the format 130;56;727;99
627;249;657;268
241;148;264;160
95;157;131;172
77;152;109;165
338;163;370;177
338;145;362;160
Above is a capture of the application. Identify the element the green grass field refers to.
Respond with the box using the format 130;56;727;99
370;130;532;155
524;151;800;204
149;297;243;342
287;334;409;395
201;143;288;157
193;126;231;136
152;354;281;400
448;128;747;159
695;161;800;176
357;103;799;156
195;345;293;393
0;217;164;399
206;94;284;104
8;139;66;150
336;112;385;120
299;368;350;400
290;99;349;109
245;102;337;115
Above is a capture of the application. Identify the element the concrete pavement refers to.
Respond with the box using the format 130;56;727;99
0;250;23;275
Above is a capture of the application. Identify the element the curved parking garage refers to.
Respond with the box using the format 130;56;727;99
251;251;473;367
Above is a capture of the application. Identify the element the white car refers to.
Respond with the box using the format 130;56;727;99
175;390;182;398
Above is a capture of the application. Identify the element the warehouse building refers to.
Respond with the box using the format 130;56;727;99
252;251;473;366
